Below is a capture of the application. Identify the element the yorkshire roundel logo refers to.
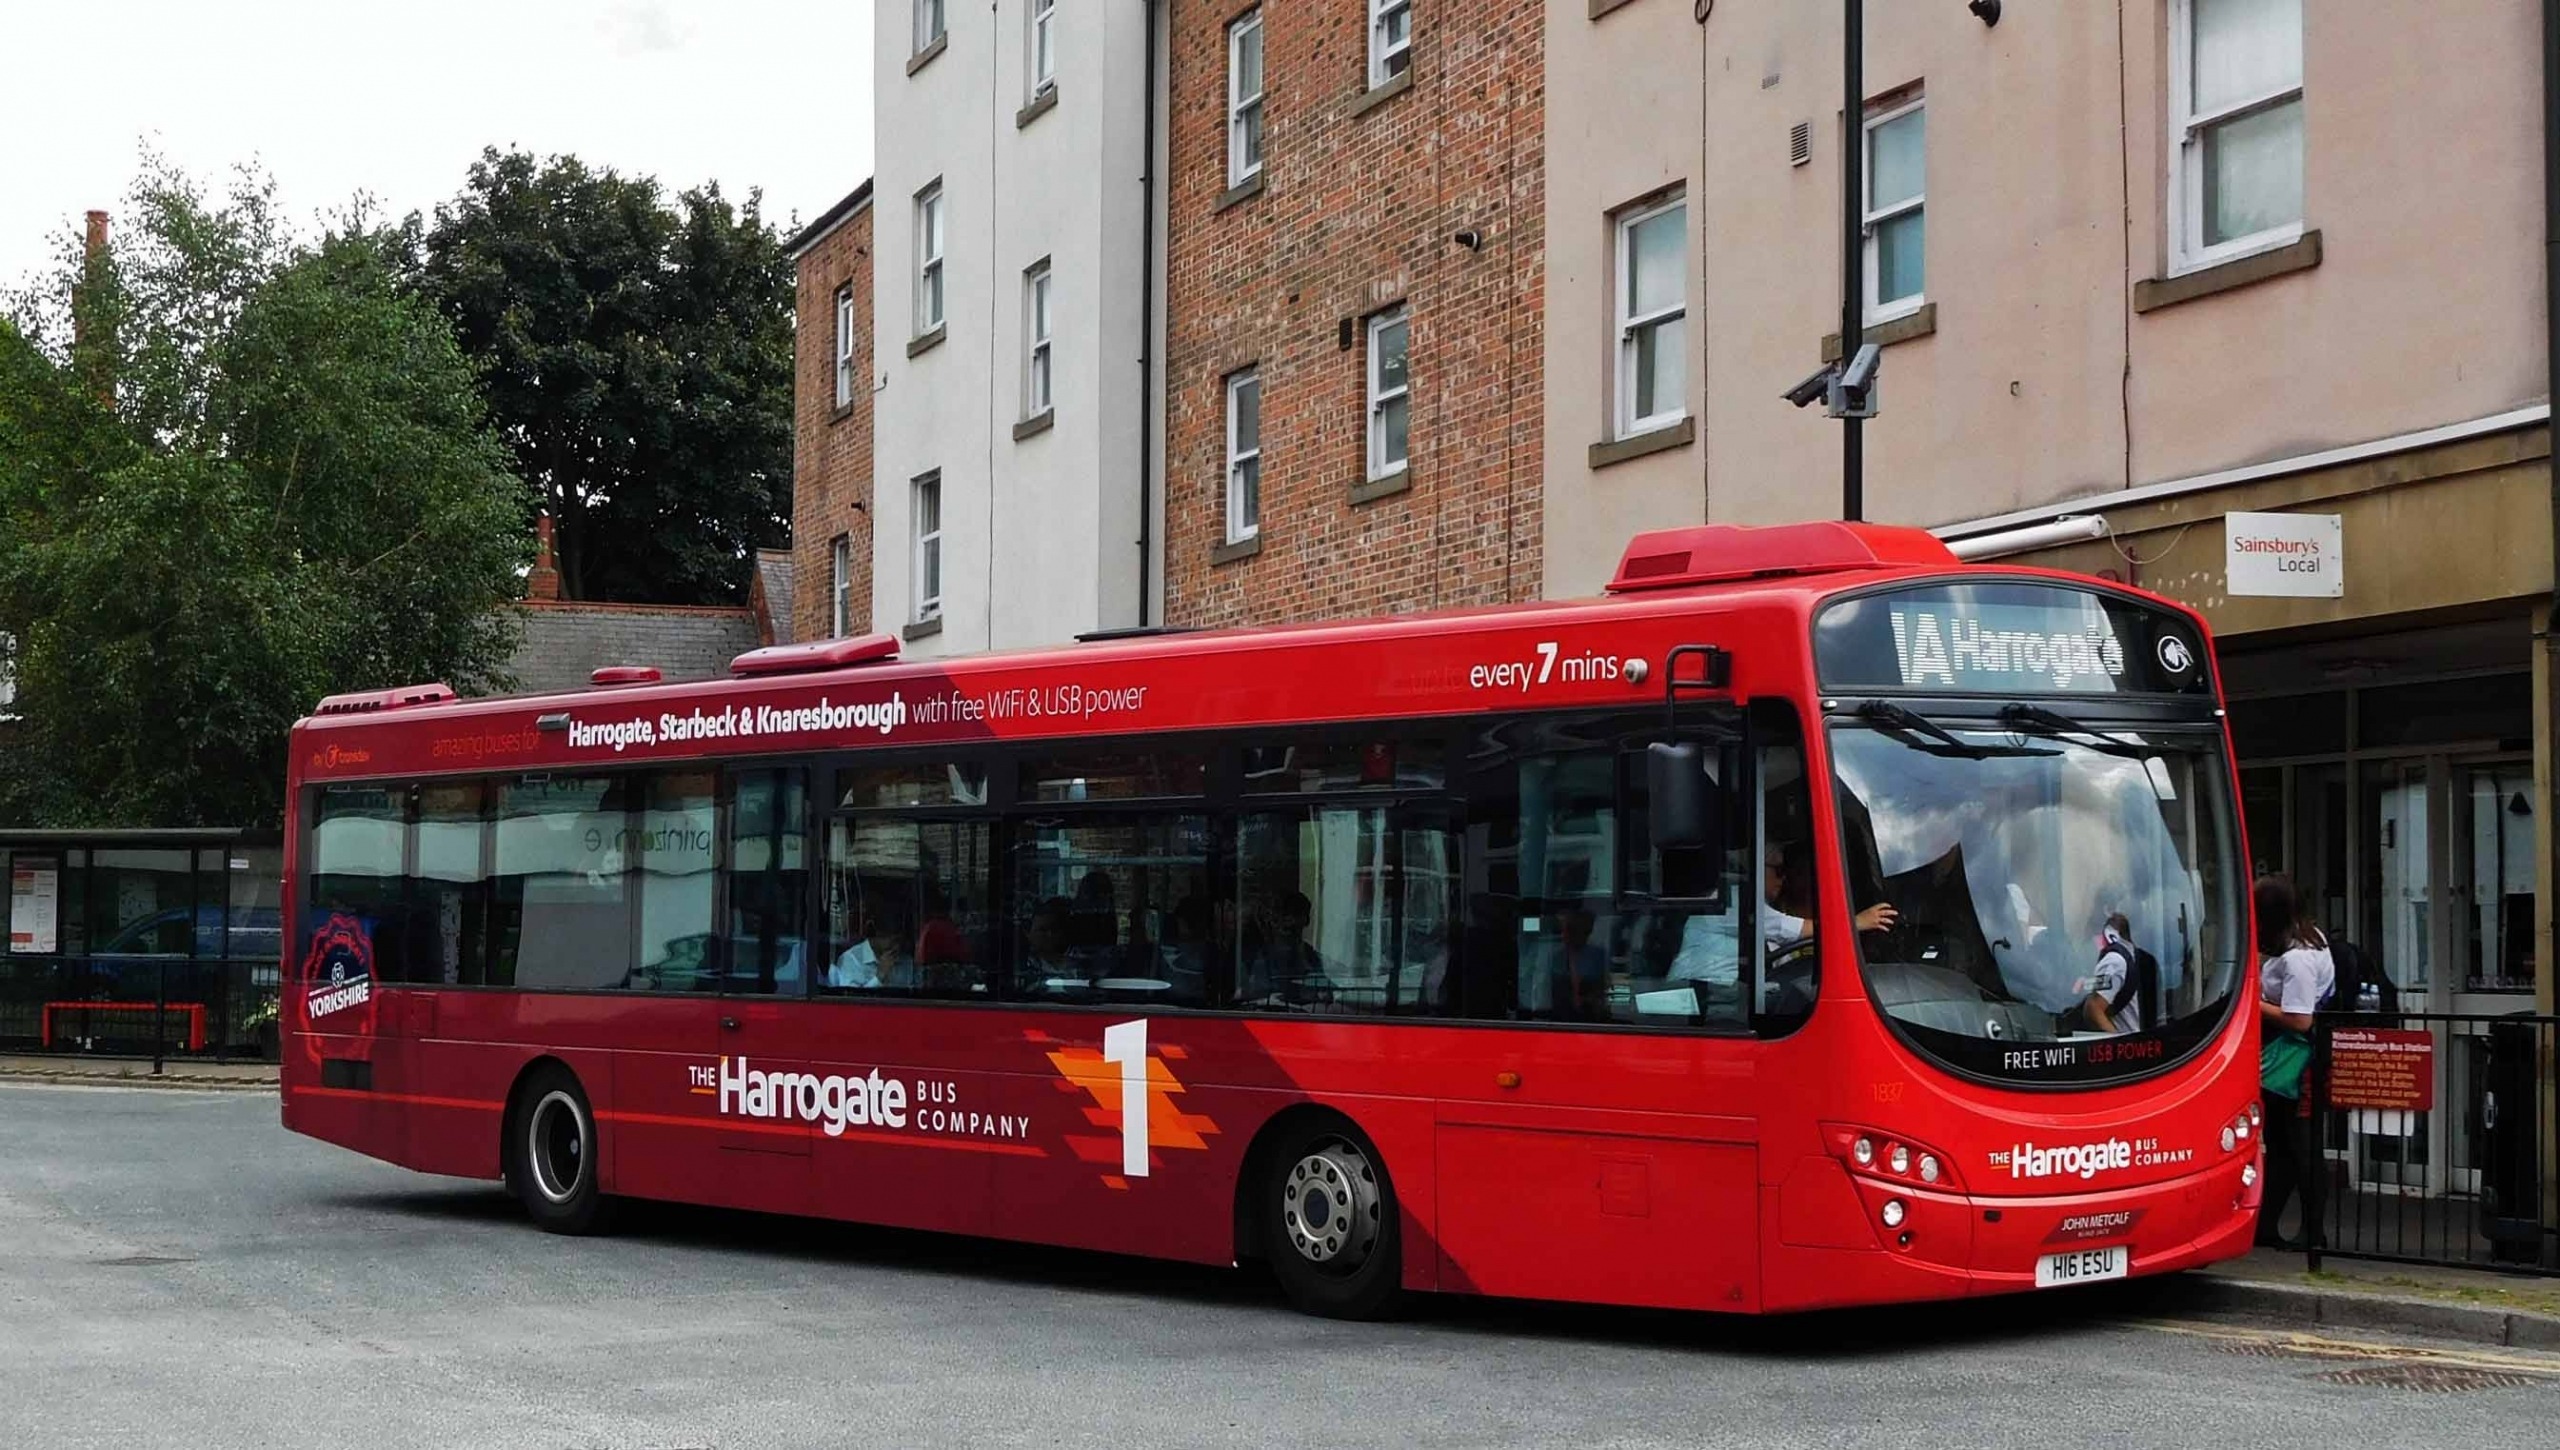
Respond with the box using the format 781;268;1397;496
2156;635;2196;676
298;912;380;1060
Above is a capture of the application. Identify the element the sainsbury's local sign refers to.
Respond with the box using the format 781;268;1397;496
2226;512;2342;599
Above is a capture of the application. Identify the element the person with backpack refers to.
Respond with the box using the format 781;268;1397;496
2081;912;2153;1035
2254;873;2336;1250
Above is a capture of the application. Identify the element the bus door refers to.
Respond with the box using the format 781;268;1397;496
1431;709;1764;1310
980;787;1227;1260
688;768;820;1214
804;769;999;1236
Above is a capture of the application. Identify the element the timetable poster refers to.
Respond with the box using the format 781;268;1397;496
10;858;58;954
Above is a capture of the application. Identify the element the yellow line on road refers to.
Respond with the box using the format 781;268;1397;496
2134;1319;2560;1378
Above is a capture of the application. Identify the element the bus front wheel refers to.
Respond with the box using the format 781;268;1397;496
1261;1118;1401;1320
506;1065;612;1236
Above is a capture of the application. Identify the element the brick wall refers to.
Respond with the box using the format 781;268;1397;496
1161;0;1545;629
791;200;876;643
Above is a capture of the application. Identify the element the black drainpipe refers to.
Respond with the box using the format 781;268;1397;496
2544;0;2558;1011
1136;0;1161;627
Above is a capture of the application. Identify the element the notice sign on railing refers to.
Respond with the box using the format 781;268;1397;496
9;857;57;954
2326;1027;2434;1112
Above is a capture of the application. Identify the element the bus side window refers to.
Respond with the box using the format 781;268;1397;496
824;816;992;998
492;775;634;991
1230;804;1459;1017
413;782;490;986
731;770;810;996
1008;816;1212;1007
633;771;720;992
309;785;414;986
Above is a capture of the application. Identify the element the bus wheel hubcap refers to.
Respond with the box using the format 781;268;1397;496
528;1091;587;1205
1283;1144;1380;1269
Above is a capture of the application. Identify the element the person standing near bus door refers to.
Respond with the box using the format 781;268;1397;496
2253;873;2335;1251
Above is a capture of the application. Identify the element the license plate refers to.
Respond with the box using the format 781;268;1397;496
2035;1246;2128;1288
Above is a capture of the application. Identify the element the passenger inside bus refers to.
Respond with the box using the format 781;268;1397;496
827;893;913;990
1019;897;1080;992
1237;891;1334;1006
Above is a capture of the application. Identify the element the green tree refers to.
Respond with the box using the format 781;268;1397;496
416;148;794;605
0;163;529;828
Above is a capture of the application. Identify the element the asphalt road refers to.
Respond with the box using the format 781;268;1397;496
3;1083;2556;1450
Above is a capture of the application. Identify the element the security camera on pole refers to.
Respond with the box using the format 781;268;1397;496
1781;0;1876;523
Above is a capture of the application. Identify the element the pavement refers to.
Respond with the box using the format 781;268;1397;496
4;1073;2559;1448
0;1051;280;1089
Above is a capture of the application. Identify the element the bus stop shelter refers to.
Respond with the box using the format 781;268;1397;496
0;829;284;1064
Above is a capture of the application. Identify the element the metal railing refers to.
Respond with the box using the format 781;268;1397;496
2301;1010;2559;1276
0;956;283;1068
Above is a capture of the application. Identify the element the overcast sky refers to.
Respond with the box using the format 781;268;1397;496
0;0;876;291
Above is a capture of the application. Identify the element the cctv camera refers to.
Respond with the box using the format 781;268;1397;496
1783;366;1833;409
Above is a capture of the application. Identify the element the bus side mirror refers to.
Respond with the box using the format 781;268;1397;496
1648;741;1723;854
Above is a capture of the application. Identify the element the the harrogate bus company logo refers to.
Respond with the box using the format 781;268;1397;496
1991;1136;2134;1181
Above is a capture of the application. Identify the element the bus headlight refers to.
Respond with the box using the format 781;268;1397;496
2220;1126;2236;1153
1853;1137;1876;1167
1880;1199;1907;1229
1919;1155;1941;1184
2241;1163;2258;1189
1888;1144;1911;1175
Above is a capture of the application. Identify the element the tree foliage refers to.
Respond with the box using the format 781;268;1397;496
416;149;794;605
0;163;530;828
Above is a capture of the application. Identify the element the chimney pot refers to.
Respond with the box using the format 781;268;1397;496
527;513;563;603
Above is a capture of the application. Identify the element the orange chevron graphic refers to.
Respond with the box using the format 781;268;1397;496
1042;1041;1220;1184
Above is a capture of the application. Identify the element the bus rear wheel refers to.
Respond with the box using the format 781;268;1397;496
507;1065;612;1235
1262;1119;1400;1320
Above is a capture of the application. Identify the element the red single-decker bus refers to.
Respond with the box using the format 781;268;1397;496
280;522;2262;1317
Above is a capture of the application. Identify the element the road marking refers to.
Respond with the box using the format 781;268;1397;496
2136;1319;2560;1378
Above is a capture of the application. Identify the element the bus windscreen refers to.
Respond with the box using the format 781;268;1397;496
1828;717;2243;1087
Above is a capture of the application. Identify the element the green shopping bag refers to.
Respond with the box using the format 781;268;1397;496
2261;1030;2313;1099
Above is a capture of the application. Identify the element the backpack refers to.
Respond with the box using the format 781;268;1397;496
2110;945;2157;1025
2328;936;2394;1015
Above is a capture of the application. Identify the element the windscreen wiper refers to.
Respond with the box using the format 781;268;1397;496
1996;703;2170;760
1854;700;2057;760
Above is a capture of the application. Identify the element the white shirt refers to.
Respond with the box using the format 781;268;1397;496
1668;905;1810;986
2261;943;2335;1018
828;940;880;990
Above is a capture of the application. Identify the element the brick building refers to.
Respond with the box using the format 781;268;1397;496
785;183;876;644
1159;0;1547;628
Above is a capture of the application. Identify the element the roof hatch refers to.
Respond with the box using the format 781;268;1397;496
1604;522;1956;593
729;633;901;678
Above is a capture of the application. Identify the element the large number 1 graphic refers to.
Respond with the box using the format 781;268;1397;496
1102;1019;1149;1178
